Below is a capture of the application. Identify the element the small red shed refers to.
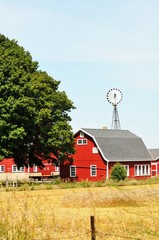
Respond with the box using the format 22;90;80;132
60;128;153;181
149;149;159;177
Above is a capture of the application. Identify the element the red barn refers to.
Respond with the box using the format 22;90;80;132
0;158;59;181
60;128;153;181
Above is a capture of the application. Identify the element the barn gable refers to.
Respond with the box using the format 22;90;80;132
149;149;159;160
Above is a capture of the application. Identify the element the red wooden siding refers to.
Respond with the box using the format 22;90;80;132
61;134;107;181
74;134;107;181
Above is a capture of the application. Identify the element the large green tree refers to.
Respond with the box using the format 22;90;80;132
0;34;75;167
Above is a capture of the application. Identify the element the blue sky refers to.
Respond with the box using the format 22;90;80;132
0;0;159;148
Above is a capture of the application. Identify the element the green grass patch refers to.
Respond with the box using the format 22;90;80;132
1;176;159;192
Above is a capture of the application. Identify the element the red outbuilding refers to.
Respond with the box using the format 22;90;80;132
149;149;159;177
0;158;59;181
60;128;154;181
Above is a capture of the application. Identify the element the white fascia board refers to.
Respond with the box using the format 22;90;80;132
80;128;109;163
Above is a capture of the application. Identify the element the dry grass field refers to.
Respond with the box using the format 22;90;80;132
0;184;159;239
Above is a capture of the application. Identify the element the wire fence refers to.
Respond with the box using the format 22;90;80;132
29;216;143;240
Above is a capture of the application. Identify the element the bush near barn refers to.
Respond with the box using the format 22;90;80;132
110;162;127;181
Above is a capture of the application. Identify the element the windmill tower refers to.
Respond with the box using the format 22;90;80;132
106;88;123;130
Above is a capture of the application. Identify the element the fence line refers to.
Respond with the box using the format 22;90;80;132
31;215;142;240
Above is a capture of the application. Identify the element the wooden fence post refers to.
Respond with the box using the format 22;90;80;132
90;215;96;240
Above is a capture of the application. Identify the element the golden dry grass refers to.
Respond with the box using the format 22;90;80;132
0;184;159;239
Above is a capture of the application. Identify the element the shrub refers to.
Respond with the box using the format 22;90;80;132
110;163;127;181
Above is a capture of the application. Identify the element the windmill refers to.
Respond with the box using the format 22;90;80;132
107;88;123;130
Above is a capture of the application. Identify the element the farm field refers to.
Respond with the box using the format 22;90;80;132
0;184;159;239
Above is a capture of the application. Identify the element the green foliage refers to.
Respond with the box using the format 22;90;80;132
0;34;75;167
110;163;127;181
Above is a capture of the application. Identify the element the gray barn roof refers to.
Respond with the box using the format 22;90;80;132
80;128;152;162
149;149;159;160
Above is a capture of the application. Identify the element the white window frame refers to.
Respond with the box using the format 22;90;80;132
0;165;5;172
77;139;87;145
92;147;98;154
70;166;76;177
33;164;38;173
134;164;150;176
123;165;129;176
12;165;25;173
90;165;97;177
55;166;59;172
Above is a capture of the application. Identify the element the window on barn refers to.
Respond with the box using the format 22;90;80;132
134;164;150;176
80;132;84;138
33;165;38;172
145;165;149;175
90;165;97;177
92;147;98;153
55;166;59;172
70;166;76;177
123;165;129;176
0;165;5;172
12;165;25;173
77;139;87;145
